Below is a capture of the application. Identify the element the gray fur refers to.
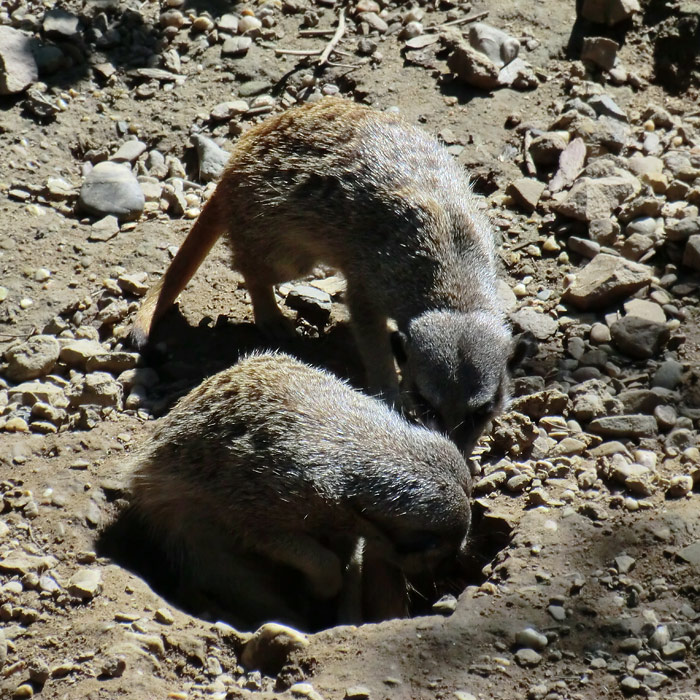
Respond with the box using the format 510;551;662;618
129;352;472;627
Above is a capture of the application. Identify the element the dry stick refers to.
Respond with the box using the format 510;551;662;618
275;9;346;65
439;10;489;28
523;130;537;177
275;48;323;56
318;8;346;66
425;10;489;32
298;28;336;37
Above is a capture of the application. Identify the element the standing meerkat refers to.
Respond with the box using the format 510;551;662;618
131;98;530;454
128;352;472;629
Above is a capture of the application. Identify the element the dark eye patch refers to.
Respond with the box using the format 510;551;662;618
394;531;441;555
411;387;446;432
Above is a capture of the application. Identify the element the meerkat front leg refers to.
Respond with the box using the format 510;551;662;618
346;285;400;406
246;279;296;341
252;532;344;600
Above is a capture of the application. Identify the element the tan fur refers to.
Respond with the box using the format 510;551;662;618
129;352;471;629
131;98;518;453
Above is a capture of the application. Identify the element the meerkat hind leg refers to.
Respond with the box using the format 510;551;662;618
346;287;399;405
245;279;296;341
252;531;344;600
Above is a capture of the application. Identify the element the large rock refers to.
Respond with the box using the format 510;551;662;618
191;134;230;182
78;161;144;221
4;335;60;381
683;235;700;271
511;308;558;340
447;41;500;90
580;0;641;25
0;27;38;95
588;414;658;439
241;623;309;675
467;23;520;68
562;253;652;310
610;316;670;359
43;8;82;41
507;178;545;213
552;175;639;222
581;36;619;71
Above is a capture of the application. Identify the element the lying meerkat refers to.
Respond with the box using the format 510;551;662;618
128;352;472;628
131;97;530;453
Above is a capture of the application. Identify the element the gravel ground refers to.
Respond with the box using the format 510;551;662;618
1;0;699;698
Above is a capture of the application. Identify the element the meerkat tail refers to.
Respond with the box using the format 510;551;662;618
130;191;228;348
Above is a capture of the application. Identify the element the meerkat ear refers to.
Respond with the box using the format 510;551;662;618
390;330;409;365
508;331;537;371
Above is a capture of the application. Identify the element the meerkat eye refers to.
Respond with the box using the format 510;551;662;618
394;531;441;555
411;387;446;432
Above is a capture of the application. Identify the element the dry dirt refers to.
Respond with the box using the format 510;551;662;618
1;1;700;699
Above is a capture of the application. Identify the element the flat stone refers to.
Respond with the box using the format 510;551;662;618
677;542;700;567
581;0;641;25
623;298;665;323
588;414;658;438
553;175;639;222
241;623;309;675
614;554;635;573
4;335;60;381
514;648;542;667
581;36;619;71
111;140;148;163
285;284;332;324
79;161;145;222
43;8;81;41
511;308;558;340
467;22;520;68
515;628;548;651
447;40;500;91
222;36;252;56
610;316;670;359
665;217;700;242
683;235;700;271
344;686;371;699
88;215;120;242
191;133;229;182
68;569;102;599
652;360;683;390
507;178;545;213
60;339;107;369
0;26;38;95
550;137;587;193
9;381;68;408
217;13;239;32
562;253;652;310
210;100;249;120
0;553;57;575
85;352;139;373
76;372;123;408
238;80;272;97
588;95;627;122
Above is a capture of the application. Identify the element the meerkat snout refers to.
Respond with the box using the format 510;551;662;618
392;310;535;457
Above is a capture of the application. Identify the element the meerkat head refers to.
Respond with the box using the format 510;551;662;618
392;310;536;458
348;434;472;576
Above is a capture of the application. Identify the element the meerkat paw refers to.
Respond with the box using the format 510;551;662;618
255;313;297;342
306;559;343;600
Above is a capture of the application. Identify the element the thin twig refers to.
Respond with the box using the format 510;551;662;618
426;10;489;32
439;10;489;28
275;48;322;57
523;129;537;176
299;28;336;37
318;8;346;66
274;8;346;67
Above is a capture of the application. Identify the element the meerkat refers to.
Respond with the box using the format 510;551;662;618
131;98;531;454
128;352;472;629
